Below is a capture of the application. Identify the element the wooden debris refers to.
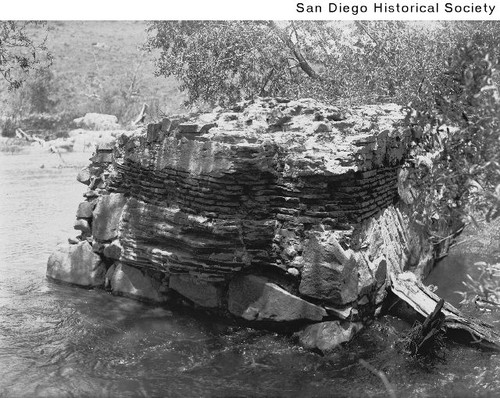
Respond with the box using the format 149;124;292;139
15;128;45;145
416;298;446;353
390;272;500;350
132;103;148;125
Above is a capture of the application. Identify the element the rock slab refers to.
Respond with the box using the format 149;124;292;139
73;113;121;130
169;274;223;308
76;201;94;218
92;193;127;241
110;262;166;303
228;275;327;322
46;241;106;287
299;233;358;305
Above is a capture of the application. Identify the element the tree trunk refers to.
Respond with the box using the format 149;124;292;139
267;21;320;80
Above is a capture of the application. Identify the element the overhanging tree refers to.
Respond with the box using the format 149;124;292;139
146;21;500;224
145;21;341;106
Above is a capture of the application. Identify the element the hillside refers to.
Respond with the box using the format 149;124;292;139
1;21;186;125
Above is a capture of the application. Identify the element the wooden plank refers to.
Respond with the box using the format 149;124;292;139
390;272;500;350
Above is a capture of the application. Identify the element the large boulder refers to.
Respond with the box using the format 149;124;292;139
103;240;123;260
77;166;91;185
76;201;94;218
228;275;327;322
73;113;121;130
92;193;127;242
46;241;106;287
298;233;359;306
169;274;223;308
70;129;122;152
296;321;363;354
110;262;166;303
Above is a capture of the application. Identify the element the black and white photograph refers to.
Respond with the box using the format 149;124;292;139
1;2;500;397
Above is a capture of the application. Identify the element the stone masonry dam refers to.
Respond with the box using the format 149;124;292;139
47;97;440;351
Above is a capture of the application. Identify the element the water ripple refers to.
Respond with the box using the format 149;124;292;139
1;152;500;397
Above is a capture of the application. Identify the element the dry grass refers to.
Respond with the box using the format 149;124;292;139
1;22;187;124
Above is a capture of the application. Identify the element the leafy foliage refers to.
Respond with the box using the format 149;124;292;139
403;22;500;228
0;21;52;90
9;68;59;115
146;21;448;107
458;262;500;309
146;21;342;106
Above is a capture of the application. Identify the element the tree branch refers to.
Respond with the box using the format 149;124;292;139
267;21;320;80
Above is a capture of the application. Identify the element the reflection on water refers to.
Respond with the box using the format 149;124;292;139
426;252;491;308
1;152;500;397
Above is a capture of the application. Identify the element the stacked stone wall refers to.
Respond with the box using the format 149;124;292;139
47;97;437;351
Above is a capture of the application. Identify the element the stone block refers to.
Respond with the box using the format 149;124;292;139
103;240;123;260
76;201;93;218
199;123;217;134
161;118;171;132
110;262;166;303
299;233;358;305
73;219;91;234
77;166;91;185
92;193;127;241
169;274;223;308
296;321;363;354
359;169;377;179
90;152;113;164
46;241;106;287
92;241;105;254
147;123;162;142
96;141;114;151
228;274;326;322
371;257;388;287
178;123;200;133
104;263;116;289
356;253;376;297
325;306;353;320
84;190;99;199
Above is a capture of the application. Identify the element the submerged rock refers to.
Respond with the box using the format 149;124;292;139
296;321;363;354
228;275;327;322
169;274;223;308
46;241;106;287
109;262;167;303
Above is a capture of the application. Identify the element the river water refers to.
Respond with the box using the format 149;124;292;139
1;151;500;397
